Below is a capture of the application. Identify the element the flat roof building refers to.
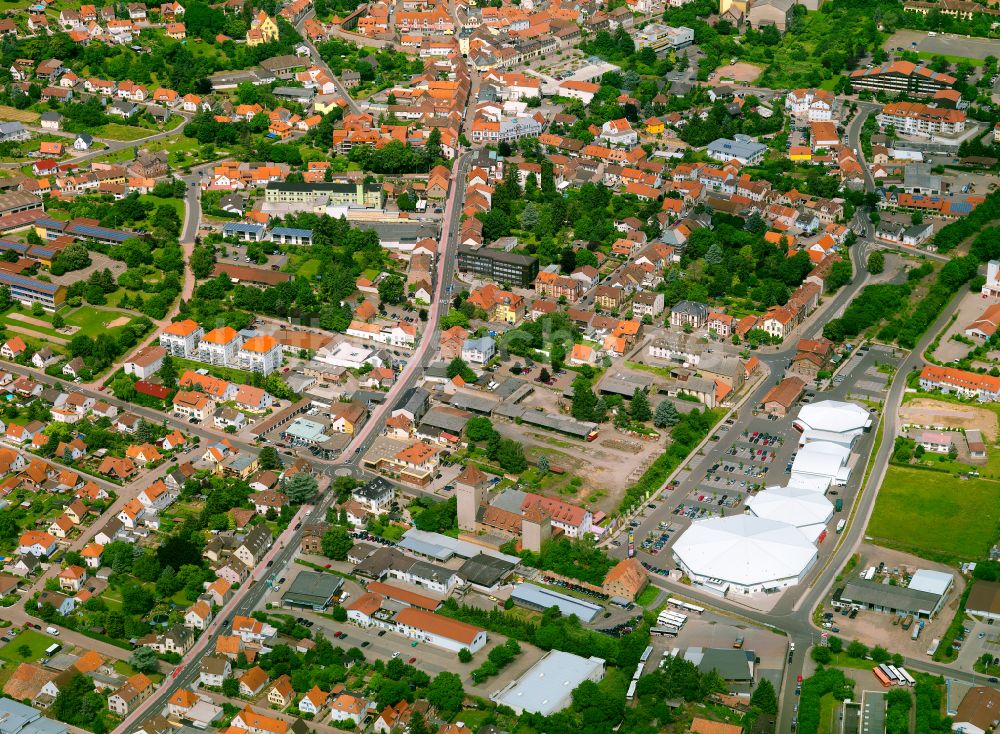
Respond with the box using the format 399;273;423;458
838;577;948;618
966;580;1000;623
509;583;602;622
457;244;539;287
280;571;344;611
492;651;605;715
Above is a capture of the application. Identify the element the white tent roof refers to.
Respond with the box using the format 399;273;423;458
908;569;952;596
673;515;817;587
786;473;831;493
746;485;835;527
796;400;871;435
792;441;851;478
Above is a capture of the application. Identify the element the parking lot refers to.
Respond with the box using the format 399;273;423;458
626;345;902;604
884;29;1000;61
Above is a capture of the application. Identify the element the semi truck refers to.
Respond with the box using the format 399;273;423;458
901;615;913;631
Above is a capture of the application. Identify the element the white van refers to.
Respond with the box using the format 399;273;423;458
46;627;59;636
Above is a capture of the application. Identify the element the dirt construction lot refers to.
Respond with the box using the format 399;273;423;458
708;62;764;85
898;397;999;441
819;545;965;659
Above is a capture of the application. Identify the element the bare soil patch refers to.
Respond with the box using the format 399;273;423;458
899;398;999;441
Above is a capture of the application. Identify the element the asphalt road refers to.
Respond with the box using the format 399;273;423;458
108;150;471;734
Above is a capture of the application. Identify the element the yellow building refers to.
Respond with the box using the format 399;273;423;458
247;11;278;46
645;117;665;135
789;145;812;162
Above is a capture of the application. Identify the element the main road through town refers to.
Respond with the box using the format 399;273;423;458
111;150;471;734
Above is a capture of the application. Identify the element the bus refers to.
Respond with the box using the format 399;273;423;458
627;681;637;701
658;609;688;623
897;667;916;686
650;626;680;637
872;667;892;688
639;646;654;663
668;597;705;615
44;643;61;656
878;663;902;686
656;615;685;629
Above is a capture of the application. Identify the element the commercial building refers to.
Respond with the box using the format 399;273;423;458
672;515;818;595
849;61;956;96
457;245;539;287
952;686;1000;734
509;583;602;622
280;571;344;611
965;580;1000;623
760;377;805;416
876;102;966;138
392;608;488;653
0;698;67;734
789;440;852;490
745;485;834;542
706;135;767;165
794;400;872;447
264;181;383;209
0;191;44;218
492;651;605;715
837;571;951;618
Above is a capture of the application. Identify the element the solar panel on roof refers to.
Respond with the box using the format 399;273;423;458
0;271;59;294
67;223;132;241
270;227;312;237
0;240;29;253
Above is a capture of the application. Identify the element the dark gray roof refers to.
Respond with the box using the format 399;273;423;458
280;571;343;609
457;554;517;587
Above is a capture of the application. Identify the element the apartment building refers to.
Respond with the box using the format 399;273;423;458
160;319;204;358
198;327;243;367
876;102;966;138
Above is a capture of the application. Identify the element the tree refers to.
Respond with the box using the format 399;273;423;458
867;251;885;275
654;400;681;427
18;644;31;658
631;388;651;422
447;357;475;383
321;527;354;560
537;455;549;474
571;375;596;421
539;367;551;383
378;275;405;305
750;678;778;714
827;636;843;654
465;416;496;443
846;640;868;659
497;439;527;473
811;646;833;664
870;645;891;663
258;445;281;470
458;648;473;663
129;647;159;674
426;672;464;715
222;677;239;696
121;582;155;616
284;472;318;503
332;605;348;622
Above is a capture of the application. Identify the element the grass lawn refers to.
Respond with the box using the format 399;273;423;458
634;583;660;608
0;630;56;663
94;124;158;141
174;356;255;384
169;590;193;608
0;106;39;123
139;194;185;222
868;465;1000;563
818;693;837;734
294;258;322;278
917;51;983;67
65;307;135;338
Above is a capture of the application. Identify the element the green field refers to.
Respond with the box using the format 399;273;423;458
94;124;158;141
0;630;56;662
868;465;1000;563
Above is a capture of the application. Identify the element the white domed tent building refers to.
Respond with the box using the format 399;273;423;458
789;440;852;491
672;515;818;596
794;400;872;448
746;485;835;542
